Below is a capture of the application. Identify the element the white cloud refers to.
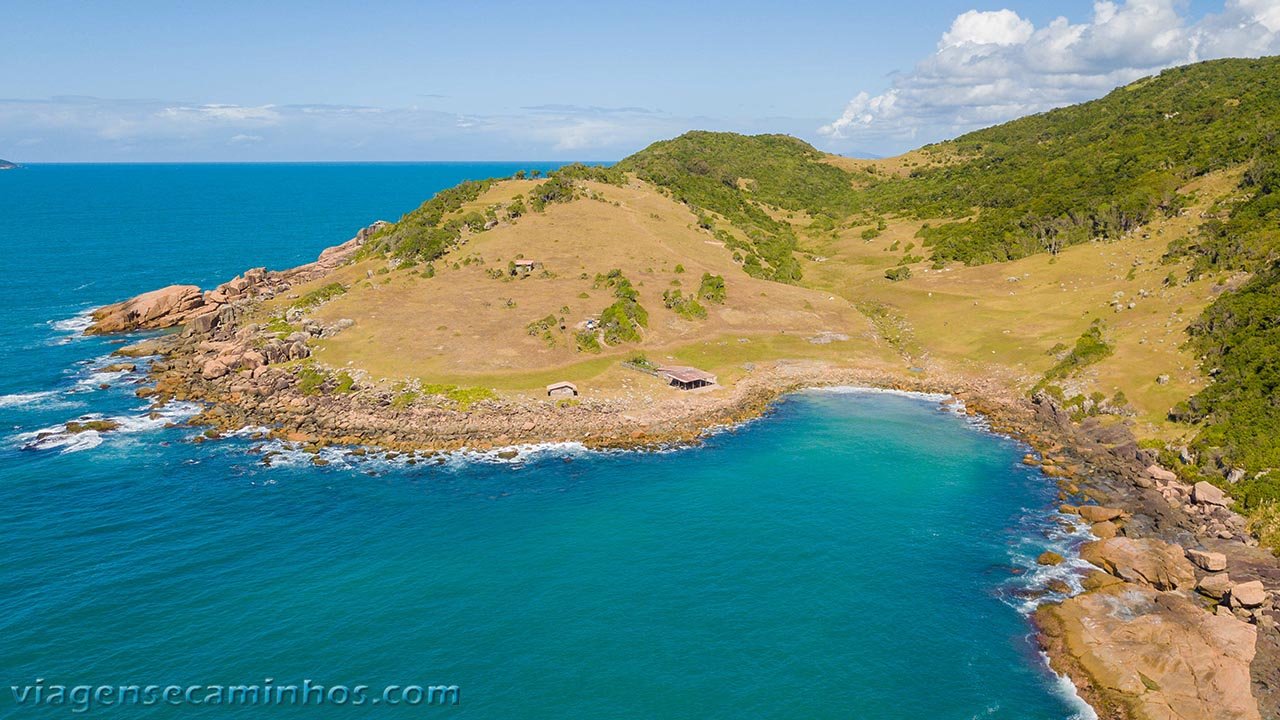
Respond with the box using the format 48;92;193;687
940;9;1034;48
821;0;1280;150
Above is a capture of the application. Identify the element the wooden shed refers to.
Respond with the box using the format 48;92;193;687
657;366;717;390
546;381;579;398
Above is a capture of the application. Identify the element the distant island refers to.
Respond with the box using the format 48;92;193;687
84;56;1280;720
0;159;19;170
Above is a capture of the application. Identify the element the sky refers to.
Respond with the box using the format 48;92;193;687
1;0;1277;162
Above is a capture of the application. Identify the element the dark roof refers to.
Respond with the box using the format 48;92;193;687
657;366;716;383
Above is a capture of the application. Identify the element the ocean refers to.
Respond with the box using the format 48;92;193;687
0;164;1093;718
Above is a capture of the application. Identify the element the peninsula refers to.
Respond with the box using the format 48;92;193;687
0;159;19;170
88;57;1280;720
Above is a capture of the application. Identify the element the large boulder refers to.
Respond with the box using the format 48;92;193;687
1187;548;1228;572
1147;464;1179;482
1078;505;1125;523
1091;521;1119;539
201;360;229;380
1038;582;1260;720
1198;573;1233;600
1230;580;1267;609
88;285;206;334
1081;537;1196;590
1193;481;1230;507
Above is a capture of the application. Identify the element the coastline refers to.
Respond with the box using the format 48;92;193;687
84;228;1280;720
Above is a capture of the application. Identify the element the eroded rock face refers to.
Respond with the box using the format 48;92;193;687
88;285;205;334
1081;537;1196;591
1038;582;1260;720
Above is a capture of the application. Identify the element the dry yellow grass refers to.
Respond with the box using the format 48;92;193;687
797;168;1246;439
262;165;1245;441
271;179;897;396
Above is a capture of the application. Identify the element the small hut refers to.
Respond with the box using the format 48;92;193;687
513;259;543;275
657;366;717;390
546;381;579;398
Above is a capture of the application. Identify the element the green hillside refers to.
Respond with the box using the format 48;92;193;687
620;57;1280;271
888;57;1280;265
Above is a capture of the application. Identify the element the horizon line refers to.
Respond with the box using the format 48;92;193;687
3;159;618;166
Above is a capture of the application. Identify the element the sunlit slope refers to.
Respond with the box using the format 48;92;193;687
269;178;893;391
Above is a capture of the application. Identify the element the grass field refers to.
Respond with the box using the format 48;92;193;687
258;162;1248;443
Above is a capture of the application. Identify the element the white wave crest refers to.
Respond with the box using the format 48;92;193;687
12;402;201;454
252;439;602;470
1041;652;1100;720
806;385;952;402
47;311;95;344
0;391;61;409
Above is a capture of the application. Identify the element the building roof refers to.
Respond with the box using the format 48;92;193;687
657;366;717;384
546;381;578;392
514;259;539;266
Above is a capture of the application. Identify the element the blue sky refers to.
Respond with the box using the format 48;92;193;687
1;0;1275;161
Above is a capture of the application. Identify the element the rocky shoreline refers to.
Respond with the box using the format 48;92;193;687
85;224;1280;720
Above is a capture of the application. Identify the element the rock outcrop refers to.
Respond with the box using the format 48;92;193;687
88;285;206;334
1038;582;1260;720
1080;537;1197;591
84;222;379;335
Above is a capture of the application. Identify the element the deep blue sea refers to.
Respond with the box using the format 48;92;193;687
0;164;1093;718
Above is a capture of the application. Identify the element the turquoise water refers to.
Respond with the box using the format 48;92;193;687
0;165;1090;718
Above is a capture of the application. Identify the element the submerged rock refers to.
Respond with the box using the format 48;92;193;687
1037;551;1065;566
65;419;120;433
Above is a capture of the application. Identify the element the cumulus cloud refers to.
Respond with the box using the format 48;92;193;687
820;0;1280;150
940;9;1034;48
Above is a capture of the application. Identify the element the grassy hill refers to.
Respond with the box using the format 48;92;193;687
254;56;1278;521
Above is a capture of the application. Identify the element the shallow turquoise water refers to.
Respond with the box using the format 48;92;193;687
0;165;1090;718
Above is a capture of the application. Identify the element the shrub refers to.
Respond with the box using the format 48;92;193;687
293;282;347;309
334;372;355;393
698;273;727;303
1033;322;1113;393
